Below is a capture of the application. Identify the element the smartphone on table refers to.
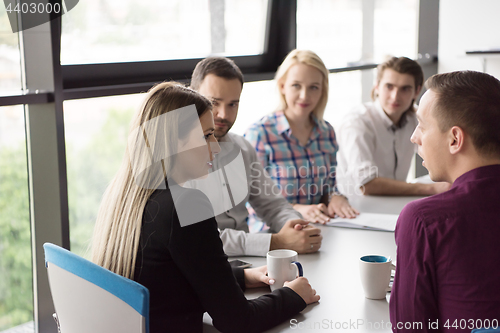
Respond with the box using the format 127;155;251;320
229;259;252;268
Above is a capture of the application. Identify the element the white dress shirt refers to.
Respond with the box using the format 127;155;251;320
336;100;418;195
188;132;301;257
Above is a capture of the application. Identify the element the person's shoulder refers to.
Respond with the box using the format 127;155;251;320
339;103;373;127
145;186;212;223
247;112;281;133
399;190;455;228
147;188;174;209
171;185;210;204
318;119;337;136
227;132;254;150
259;111;282;124
321;118;334;130
351;102;373;117
170;185;215;228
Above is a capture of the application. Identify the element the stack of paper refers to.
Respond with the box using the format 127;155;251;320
327;213;398;232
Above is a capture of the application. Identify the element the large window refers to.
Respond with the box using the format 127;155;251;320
61;0;269;64
232;79;277;136
297;0;419;68
64;94;142;258
374;0;418;61
297;0;363;69
325;70;363;130
0;106;33;332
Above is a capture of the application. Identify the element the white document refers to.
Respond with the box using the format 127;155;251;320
327;213;398;232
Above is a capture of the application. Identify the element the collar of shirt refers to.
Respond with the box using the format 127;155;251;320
451;164;500;190
274;110;324;145
374;99;412;131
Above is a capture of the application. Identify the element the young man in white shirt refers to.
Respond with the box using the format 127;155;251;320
189;57;322;256
337;57;450;196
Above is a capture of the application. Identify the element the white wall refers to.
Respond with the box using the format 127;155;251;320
438;0;500;79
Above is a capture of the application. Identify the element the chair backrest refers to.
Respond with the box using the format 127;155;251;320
43;243;149;333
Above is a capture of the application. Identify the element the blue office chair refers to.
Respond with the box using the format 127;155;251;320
43;243;150;333
472;328;500;333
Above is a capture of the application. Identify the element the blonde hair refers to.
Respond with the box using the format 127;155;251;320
91;82;211;279
275;49;329;120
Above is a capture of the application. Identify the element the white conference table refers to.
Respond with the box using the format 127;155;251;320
203;195;423;332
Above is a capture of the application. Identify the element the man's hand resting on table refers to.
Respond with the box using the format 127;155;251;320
270;219;322;254
293;203;331;224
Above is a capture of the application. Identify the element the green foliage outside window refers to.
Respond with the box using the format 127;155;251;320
0;145;32;331
0;106;133;330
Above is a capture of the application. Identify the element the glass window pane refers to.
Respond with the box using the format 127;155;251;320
0;105;33;332
374;0;419;61
297;0;363;69
325;70;363;130
232;79;277;136
225;1;268;56
297;0;419;68
64;95;142;258
61;0;268;65
0;5;22;93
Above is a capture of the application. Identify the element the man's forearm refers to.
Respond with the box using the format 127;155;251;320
362;177;435;196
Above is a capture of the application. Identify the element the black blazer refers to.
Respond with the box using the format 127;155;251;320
134;185;306;333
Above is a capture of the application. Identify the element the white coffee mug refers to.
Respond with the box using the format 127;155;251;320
267;249;303;291
359;255;395;299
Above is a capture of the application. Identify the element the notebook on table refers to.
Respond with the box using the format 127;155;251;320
327;212;398;232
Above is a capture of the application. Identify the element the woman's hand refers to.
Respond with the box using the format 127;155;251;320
284;277;320;305
244;265;275;289
293;203;330;224
327;195;359;219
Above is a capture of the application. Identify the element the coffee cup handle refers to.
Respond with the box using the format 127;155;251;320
291;261;303;277
386;263;397;292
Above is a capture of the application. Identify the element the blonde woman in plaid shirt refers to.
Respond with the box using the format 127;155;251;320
245;50;359;223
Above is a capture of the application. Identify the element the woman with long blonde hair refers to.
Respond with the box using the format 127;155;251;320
245;50;358;224
91;82;319;332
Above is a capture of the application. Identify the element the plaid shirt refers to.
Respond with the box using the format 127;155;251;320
244;110;339;205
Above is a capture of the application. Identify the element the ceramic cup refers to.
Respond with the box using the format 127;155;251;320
359;255;395;299
267;249;303;291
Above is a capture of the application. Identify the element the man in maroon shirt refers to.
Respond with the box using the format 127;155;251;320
390;71;500;332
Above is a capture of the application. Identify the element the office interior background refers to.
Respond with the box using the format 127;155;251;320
0;0;499;332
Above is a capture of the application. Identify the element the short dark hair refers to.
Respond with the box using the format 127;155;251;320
371;56;424;101
190;57;244;90
426;70;500;157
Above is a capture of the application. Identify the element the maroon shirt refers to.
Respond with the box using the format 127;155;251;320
390;165;500;332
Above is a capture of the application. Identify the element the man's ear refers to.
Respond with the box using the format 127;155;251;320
449;126;465;155
373;82;380;97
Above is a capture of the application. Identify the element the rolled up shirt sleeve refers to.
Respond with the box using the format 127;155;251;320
219;228;273;257
216;133;301;257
